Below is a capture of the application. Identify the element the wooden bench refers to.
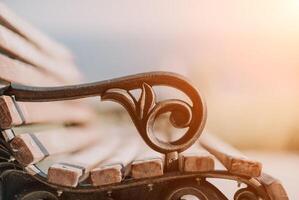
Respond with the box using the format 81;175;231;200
0;3;288;200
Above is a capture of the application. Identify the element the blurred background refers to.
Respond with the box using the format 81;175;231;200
3;0;299;197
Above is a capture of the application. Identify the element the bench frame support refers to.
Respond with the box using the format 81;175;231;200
0;71;279;199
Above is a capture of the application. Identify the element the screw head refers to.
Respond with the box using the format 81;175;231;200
195;177;201;185
147;183;154;191
57;190;63;197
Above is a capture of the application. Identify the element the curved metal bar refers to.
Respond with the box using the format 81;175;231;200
234;188;259;200
26;169;269;199
18;190;58;200
2;168;270;200
3;71;207;154
165;183;225;200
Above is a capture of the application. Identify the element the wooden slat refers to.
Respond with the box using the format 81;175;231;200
90;132;140;186
131;144;164;179
0;96;95;129
167;130;215;173
47;130;120;187
179;143;215;173
0;53;62;86
0;2;73;61
9;126;102;166
0;24;81;82
199;133;262;177
258;173;289;200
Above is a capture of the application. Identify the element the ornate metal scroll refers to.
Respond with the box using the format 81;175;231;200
1;71;206;154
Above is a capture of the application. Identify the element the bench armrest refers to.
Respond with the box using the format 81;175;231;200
1;71;206;160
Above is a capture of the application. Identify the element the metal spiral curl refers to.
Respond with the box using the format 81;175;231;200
97;73;206;154
3;71;206;154
102;83;198;153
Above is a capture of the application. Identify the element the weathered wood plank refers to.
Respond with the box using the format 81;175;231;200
0;24;81;82
0;2;73;60
179;143;215;173
199;133;262;177
131;143;164;179
90;132;140;186
0;53;62;86
258;173;289;200
0;96;95;129
9;126;103;166
48;130;120;187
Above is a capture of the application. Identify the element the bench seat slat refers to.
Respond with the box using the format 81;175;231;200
9;126;103;166
0;96;95;129
90;132;140;186
47;129;121;187
0;2;72;61
0;24;80;82
199;133;262;177
165;130;215;173
179;143;215;173
130;144;164;179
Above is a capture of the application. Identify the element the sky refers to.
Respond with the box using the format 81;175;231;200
3;0;299;80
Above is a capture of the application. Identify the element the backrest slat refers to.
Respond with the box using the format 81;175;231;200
0;2;73;61
0;25;81;83
0;96;95;129
0;54;61;86
0;5;95;128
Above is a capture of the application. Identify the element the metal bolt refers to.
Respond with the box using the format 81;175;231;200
8;156;15;162
195;177;201;185
107;190;112;197
57;190;63;197
147;183;154;191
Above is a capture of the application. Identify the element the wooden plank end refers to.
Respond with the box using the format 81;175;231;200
259;173;289;200
10;134;45;166
131;158;163;179
180;153;215;172
0;96;22;129
90;164;122;186
48;163;83;187
230;157;262;177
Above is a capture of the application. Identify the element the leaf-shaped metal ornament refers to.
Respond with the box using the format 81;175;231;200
137;83;155;120
101;88;137;120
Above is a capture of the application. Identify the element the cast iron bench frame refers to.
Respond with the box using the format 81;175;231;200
0;71;277;200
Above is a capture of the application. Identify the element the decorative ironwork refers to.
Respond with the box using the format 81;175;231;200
2;71;206;154
234;188;259;200
166;186;209;200
0;72;273;200
17;190;58;200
